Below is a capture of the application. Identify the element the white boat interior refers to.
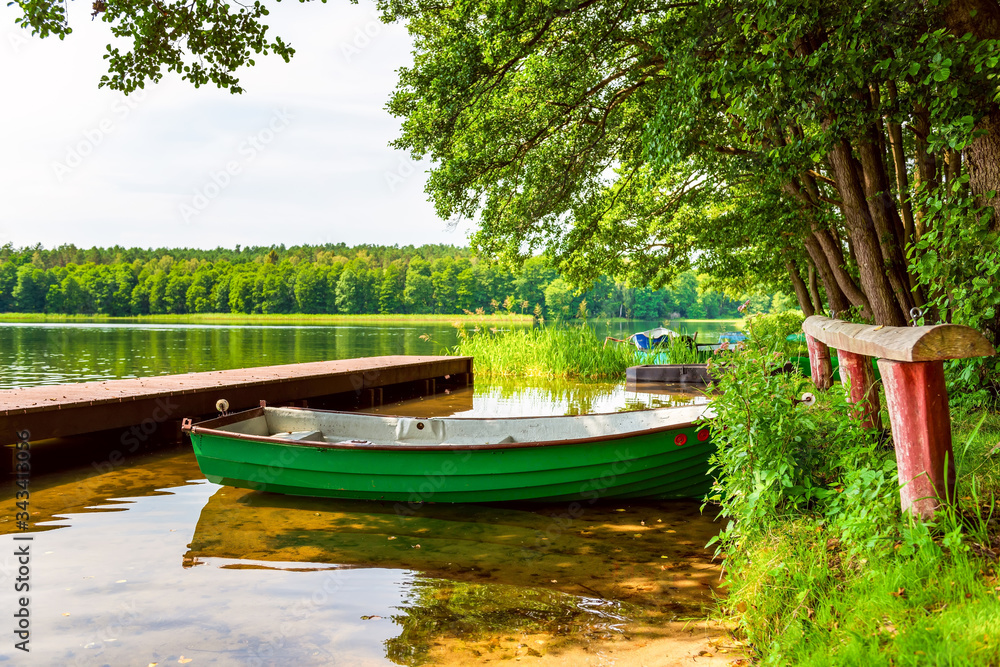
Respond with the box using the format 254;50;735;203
211;405;712;447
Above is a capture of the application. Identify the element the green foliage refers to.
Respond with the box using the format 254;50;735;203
0;244;749;320
705;342;1000;664
11;0;299;94
542;278;574;320
910;181;1000;405
723;521;1000;666
449;322;712;378
745;310;806;354
13;265;49;313
379;262;407;314
705;348;866;536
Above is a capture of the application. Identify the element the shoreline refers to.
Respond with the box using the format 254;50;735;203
0;313;746;326
0;312;536;325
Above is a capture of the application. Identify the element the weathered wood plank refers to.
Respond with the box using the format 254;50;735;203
0;356;473;444
802;315;995;362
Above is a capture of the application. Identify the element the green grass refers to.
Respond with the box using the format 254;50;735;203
0;312;534;325
724;521;1000;666
954;409;1000;500
448;324;712;379
717;405;1000;666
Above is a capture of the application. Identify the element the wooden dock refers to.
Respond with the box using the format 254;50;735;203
1;356;473;445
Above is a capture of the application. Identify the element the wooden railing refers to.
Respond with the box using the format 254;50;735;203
802;316;996;519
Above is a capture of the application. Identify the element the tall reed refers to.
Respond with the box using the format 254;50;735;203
449;324;711;379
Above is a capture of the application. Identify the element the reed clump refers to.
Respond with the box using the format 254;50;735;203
449;324;709;379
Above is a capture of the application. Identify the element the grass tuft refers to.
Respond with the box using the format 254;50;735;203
448;324;712;379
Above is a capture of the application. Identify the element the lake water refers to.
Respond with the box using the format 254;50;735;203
0;319;741;389
0;321;734;665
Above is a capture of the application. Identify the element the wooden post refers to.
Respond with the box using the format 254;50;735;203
805;334;834;390
877;359;956;519
837;350;881;430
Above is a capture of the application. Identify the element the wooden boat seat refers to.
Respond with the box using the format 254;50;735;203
393;417;517;445
394;416;447;442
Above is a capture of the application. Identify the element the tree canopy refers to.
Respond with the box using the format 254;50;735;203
0;242;757;318
385;0;1000;327
8;0;1000;344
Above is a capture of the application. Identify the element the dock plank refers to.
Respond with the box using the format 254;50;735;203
1;356;472;443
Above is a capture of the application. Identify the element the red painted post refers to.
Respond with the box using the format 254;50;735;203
837;349;882;430
805;334;833;390
877;359;956;519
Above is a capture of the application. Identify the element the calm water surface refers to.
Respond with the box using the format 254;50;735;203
0;319;741;389
0;323;727;665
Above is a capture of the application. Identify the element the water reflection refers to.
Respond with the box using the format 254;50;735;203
0;322;466;389
386;580;632;664
0;362;726;665
186;487;723;665
0;319;739;389
0;445;725;666
369;377;709;418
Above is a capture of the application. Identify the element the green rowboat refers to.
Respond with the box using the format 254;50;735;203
182;404;714;502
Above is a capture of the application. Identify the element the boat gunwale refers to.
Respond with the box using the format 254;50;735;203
183;405;709;452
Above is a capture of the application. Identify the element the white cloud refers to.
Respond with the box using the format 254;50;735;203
0;0;470;249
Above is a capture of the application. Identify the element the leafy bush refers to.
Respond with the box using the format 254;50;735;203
910;181;1000;408
744;310;806;356
704;342;1000;665
705;346;881;542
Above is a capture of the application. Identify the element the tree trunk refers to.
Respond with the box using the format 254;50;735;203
811;225;871;314
806;260;824;315
945;148;962;189
943;0;1000;229
785;258;815;316
964;110;1000;230
828;139;908;326
912;103;938;239
804;233;851;315
786;174;872;314
856;129;916;318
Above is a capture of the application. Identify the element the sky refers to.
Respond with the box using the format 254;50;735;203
0;0;471;250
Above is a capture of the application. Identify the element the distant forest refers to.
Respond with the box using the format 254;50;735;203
0;243;792;319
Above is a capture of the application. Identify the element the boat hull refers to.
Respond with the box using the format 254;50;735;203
187;412;714;503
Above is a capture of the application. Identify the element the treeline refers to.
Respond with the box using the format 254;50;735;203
0;243;773;319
